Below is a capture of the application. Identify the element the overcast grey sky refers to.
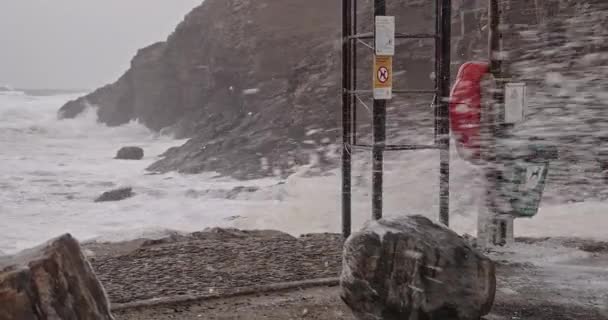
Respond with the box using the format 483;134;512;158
0;1;202;89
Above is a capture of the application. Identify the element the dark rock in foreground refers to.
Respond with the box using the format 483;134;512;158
95;187;134;202
341;215;496;320
0;234;114;320
115;147;144;160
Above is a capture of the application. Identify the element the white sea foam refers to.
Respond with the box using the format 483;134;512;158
0;93;606;254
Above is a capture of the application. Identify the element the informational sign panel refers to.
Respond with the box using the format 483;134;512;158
495;143;558;218
375;16;395;56
507;162;549;218
373;55;393;100
504;82;526;124
522;165;546;191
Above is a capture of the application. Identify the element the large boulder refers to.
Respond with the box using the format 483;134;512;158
0;234;114;320
95;187;134;202
115;147;144;160
341;215;496;320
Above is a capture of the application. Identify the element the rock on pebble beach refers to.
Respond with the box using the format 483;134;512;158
340;215;496;320
115;147;144;160
0;234;114;320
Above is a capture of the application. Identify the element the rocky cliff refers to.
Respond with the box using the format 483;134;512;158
59;0;607;183
59;0;445;179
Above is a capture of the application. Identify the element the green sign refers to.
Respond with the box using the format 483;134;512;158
498;162;550;218
495;143;557;218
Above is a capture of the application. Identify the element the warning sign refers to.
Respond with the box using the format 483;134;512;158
373;55;393;100
377;67;390;83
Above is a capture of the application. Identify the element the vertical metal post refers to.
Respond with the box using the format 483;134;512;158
352;0;358;146
436;0;452;226
372;0;387;221
486;0;511;246
489;0;503;94
341;0;352;238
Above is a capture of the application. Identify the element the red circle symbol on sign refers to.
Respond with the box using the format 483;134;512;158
377;66;389;84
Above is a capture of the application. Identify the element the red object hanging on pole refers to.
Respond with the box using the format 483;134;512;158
449;61;489;164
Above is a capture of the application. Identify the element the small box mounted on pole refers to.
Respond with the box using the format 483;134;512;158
504;82;527;124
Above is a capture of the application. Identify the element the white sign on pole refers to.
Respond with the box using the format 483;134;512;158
504;82;526;124
375;16;395;56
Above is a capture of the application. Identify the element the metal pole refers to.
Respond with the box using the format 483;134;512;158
486;0;510;246
352;0;358;146
489;0;502;84
341;0;352;238
437;0;452;226
372;0;387;221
